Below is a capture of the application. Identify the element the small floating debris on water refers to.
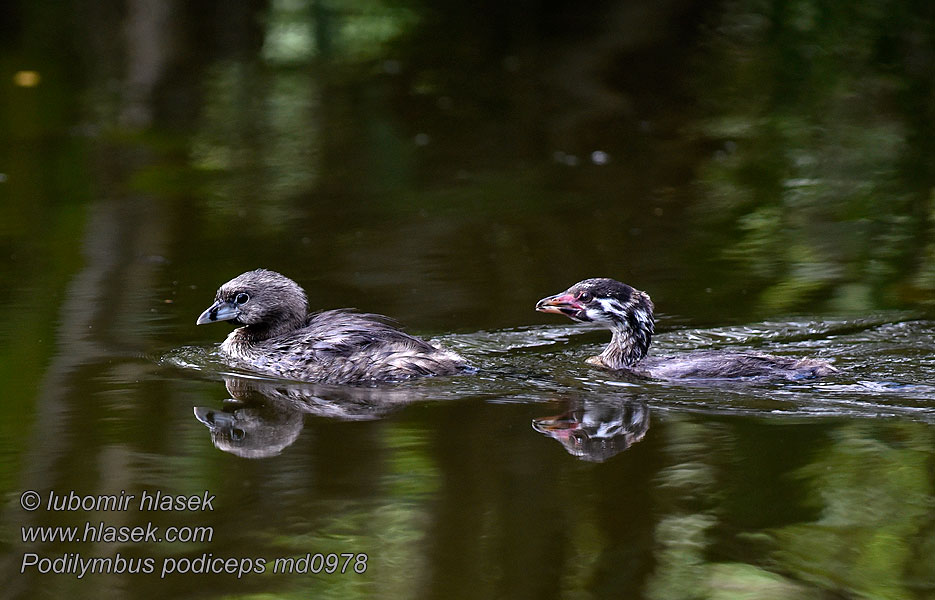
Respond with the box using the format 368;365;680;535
553;151;579;167
13;70;41;87
590;150;610;165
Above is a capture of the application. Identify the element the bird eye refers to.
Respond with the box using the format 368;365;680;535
231;428;245;441
235;293;249;305
578;291;592;302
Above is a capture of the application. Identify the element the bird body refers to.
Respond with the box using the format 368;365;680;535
197;269;468;384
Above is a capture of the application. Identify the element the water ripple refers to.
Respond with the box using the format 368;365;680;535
161;314;935;423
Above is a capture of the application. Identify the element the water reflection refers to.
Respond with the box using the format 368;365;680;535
4;0;935;597
532;395;649;462
194;376;415;458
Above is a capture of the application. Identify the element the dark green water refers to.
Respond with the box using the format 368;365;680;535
2;1;935;598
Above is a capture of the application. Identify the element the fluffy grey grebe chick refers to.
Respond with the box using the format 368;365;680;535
536;278;836;380
196;269;469;384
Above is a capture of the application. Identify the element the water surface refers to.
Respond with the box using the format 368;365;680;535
2;1;935;598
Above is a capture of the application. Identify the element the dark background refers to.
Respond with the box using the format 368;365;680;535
1;1;934;598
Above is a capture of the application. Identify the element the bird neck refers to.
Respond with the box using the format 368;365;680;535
234;311;307;344
598;319;653;370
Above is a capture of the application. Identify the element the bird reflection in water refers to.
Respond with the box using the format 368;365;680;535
532;396;649;462
193;377;417;458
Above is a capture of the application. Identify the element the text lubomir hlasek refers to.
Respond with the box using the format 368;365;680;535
44;490;214;512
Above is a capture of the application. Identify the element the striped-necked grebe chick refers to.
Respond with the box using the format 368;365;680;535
536;278;835;380
196;269;469;384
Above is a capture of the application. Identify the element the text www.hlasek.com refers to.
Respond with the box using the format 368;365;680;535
22;521;213;544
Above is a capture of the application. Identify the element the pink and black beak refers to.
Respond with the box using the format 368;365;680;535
531;411;583;439
536;292;591;322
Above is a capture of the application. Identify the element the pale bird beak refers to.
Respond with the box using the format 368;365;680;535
196;300;240;325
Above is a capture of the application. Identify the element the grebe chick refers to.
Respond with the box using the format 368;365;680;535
536;278;835;380
196;269;469;384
